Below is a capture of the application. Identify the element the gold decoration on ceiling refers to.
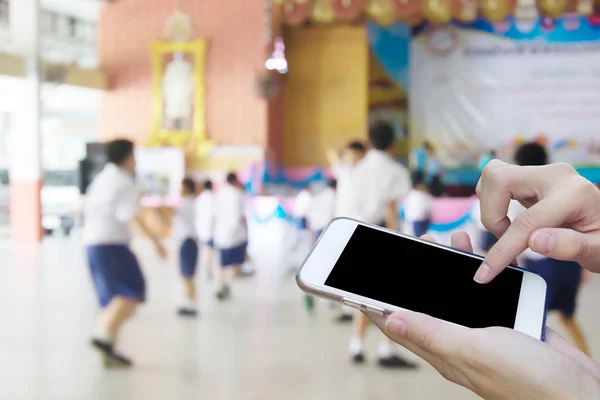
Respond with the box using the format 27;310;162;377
311;0;337;22
538;0;569;17
451;0;478;21
366;0;398;25
276;0;582;25
390;0;422;20
420;0;452;23
480;0;513;21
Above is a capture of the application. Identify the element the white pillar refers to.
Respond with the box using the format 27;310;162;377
9;0;42;243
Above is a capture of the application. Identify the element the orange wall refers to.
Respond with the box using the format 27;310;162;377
99;0;266;147
282;26;368;167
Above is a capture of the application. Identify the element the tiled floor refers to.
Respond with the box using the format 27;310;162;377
0;234;598;400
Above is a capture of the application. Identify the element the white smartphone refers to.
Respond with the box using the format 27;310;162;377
297;218;548;339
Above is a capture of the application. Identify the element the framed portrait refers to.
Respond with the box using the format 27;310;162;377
149;39;213;155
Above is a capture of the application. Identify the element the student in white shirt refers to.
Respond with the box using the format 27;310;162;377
213;172;248;301
303;179;337;313
327;141;367;219
84;139;166;368
348;122;415;369
174;178;200;317
293;185;312;232
327;141;367;321
307;179;336;240
195;180;215;279
403;170;434;237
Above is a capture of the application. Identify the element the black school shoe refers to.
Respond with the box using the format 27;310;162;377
336;314;353;323
177;308;198;317
378;355;418;369
216;285;231;301
103;350;133;368
90;338;133;368
352;353;365;364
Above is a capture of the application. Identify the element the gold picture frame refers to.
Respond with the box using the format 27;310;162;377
149;39;214;155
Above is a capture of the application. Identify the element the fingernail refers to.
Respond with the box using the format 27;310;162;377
385;318;407;337
531;231;554;254
474;263;491;283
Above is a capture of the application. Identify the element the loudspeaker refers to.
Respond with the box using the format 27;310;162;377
79;142;107;194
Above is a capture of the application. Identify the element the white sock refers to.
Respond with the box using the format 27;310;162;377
349;337;363;356
93;325;112;344
182;299;196;310
377;340;394;359
341;305;354;316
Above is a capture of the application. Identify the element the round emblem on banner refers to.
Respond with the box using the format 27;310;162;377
424;25;458;56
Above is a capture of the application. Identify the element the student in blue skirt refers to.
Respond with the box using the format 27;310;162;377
403;170;433;238
195;180;215;279
214;172;248;301
174;178;200;317
84;139;166;368
509;142;590;356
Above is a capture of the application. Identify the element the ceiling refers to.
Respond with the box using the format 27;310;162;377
40;0;106;22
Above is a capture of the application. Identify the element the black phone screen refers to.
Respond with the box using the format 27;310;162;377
325;225;523;329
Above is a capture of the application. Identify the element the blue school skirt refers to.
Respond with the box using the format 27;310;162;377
180;238;199;278
412;219;431;238
86;244;146;308
220;242;248;267
203;239;215;248
314;229;324;244
525;258;582;317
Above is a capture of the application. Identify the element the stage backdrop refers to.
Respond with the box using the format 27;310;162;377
411;17;600;167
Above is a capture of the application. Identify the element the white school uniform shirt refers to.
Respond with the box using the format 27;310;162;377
403;189;434;222
83;163;141;245
293;189;312;218
173;195;197;241
349;150;412;225
331;163;354;217
195;190;214;242
507;200;545;262
213;184;247;249
306;187;336;231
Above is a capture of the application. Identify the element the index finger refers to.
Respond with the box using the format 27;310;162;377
475;190;574;283
476;161;540;238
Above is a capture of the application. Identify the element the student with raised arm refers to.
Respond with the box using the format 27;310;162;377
84;139;166;368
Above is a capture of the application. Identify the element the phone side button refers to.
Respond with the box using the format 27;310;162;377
364;305;386;316
341;298;363;309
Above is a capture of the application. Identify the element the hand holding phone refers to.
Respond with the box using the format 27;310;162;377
297;218;547;338
369;232;600;400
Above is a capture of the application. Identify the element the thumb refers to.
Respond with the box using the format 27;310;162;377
529;228;600;272
384;311;468;359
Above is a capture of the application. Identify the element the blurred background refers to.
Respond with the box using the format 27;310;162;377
0;0;599;399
